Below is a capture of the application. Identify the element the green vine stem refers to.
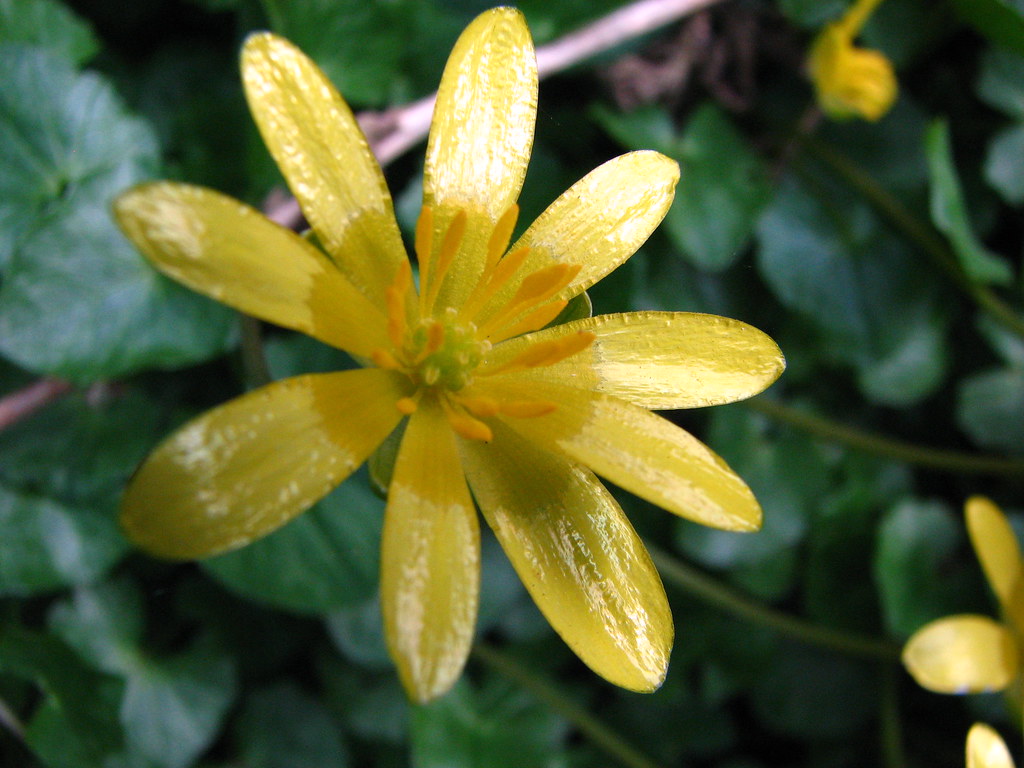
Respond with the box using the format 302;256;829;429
646;545;901;661
803;138;1024;340
472;642;667;768
879;662;906;768
239;315;273;390
748;397;1024;478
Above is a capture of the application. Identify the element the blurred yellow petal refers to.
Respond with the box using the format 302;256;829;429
122;370;407;559
968;724;1016;768
462;421;672;691
473;378;761;531
380;399;479;704
482;311;785;409
424;7;537;308
809;23;897;122
967;496;1024;633
902;615;1019;694
479;152;679;322
114;182;389;358
242;32;406;306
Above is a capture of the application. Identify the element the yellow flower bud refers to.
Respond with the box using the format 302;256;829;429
808;0;898;121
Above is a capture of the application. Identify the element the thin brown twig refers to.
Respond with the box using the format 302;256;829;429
0;378;72;432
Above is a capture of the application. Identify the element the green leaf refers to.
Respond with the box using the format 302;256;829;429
984;124;1024;204
977;47;1024;119
0;484;126;597
777;0;846;27
873;499;977;637
236;683;349;768
925;119;1012;286
120;640;236;768
750;645;875;739
950;0;1024;56
270;0;405;107
0;0;98;65
203;474;383;615
956;368;1024;453
49;580;144;675
0;44;235;383
756;175;949;406
665;104;770;271
0;627;125;765
595;103;769;271
410;680;566;768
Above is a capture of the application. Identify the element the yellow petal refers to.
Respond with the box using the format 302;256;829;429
381;398;479;703
967;496;1024;633
114;183;389;358
472;378;761;531
122;369;407;559
479;152;679;321
968;724;1016;768
902;615;1019;694
461;421;672;691
423;8;537;308
482;311;785;409
242;32;406;307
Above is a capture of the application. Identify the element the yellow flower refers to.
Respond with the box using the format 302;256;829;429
903;497;1023;698
968;724;1016;768
808;0;897;121
114;8;785;703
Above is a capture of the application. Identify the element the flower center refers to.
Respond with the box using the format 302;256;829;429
370;204;596;442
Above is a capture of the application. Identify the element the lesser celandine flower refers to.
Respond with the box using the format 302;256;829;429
808;0;897;121
903;497;1023;700
114;7;785;702
968;724;1016;768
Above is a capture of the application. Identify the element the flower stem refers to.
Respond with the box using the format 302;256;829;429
0;378;72;432
747;397;1024;477
472;642;667;768
803;138;1024;340
646;545;901;661
879;662;906;768
240;315;272;389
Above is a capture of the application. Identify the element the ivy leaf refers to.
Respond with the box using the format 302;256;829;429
0;0;98;65
411;680;566;768
957;368;1024;454
0;484;126;597
950;0;1024;56
203;474;383;615
0;44;235;383
925;119;1013;286
236;683;350;768
874;499;978;637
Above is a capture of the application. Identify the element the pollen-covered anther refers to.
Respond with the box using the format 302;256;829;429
483;331;597;376
385;260;413;347
442;398;493;442
500;400;557;418
371;348;402;370
396;396;419;415
453;394;501;418
478;262;582;340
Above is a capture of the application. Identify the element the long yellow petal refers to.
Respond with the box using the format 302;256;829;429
902;615;1019;694
381;398;479;703
114;183;389;358
461;421;672;692
967;724;1016;768
481;311;785;409
242;33;406;307
967;496;1024;634
423;8;537;309
472;378;761;531
122;369;407;559
477;152;678;324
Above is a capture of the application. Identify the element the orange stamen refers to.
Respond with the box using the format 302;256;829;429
482;331;596;376
461;245;532;322
500;400;557;418
396;396;419;415
442;398;493;442
487;299;568;344
454;394;501;418
371;348;402;370
478;263;581;340
424;210;467;312
385;260;412;347
485;204;520;273
415;206;434;285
